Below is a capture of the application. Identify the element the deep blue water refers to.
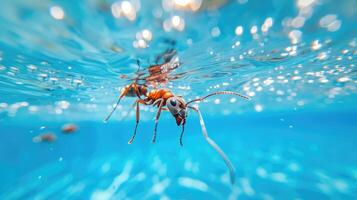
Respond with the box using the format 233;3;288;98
1;112;357;199
1;0;357;199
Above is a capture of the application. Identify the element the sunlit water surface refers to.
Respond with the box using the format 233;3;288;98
1;0;357;199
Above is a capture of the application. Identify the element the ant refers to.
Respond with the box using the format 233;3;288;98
105;64;250;184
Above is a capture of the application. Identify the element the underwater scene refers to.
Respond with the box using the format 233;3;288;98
1;0;357;199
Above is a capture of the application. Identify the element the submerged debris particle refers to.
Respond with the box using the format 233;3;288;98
33;133;57;143
61;123;79;134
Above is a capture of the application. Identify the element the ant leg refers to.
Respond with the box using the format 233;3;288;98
104;85;131;122
133;84;143;100
188;106;236;185
128;99;145;144
152;99;164;143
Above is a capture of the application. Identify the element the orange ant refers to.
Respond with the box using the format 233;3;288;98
105;60;250;184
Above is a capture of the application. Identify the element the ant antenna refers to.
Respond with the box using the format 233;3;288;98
104;94;123;123
188;105;236;184
179;123;185;146
186;91;250;106
105;60;141;123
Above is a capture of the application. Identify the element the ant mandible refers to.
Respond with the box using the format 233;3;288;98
104;60;250;184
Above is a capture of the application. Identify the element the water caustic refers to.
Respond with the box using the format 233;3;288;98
0;0;357;199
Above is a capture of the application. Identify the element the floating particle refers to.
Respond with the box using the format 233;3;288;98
291;16;305;28
73;79;83;86
10;67;19;73
317;52;328;60
311;40;321;51
173;0;203;11
341;49;349;54
28;106;39;113
276;90;285;95
110;44;124;53
288;30;302;44
250;25;258;34
262;17;274;32
256;167;267;178
49;77;58;84
291;76;302;81
38;73;48;80
27;65;37;72
33;133;57;143
61;123;79;134
121;1;136;21
255;104;263;112
50;6;65;20
256;86;263;92
337;76;350;83
297;0;315;8
319;14;341;32
235;26;243;36
211;27;221;37
137;39;148;48
56;100;70;110
319;78;329;83
248;91;255;97
171;15;185;31
263;78;274;86
111;2;122;18
141;29;153;41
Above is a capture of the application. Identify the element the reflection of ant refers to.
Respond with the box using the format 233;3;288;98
135;48;181;87
119;47;181;87
105;59;250;184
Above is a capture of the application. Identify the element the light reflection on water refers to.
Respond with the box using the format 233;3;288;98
0;0;356;120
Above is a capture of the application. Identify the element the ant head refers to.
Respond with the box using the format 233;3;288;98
166;96;187;126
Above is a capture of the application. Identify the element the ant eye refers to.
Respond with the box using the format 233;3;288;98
170;99;177;107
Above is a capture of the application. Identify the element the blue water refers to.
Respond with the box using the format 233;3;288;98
1;0;357;199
